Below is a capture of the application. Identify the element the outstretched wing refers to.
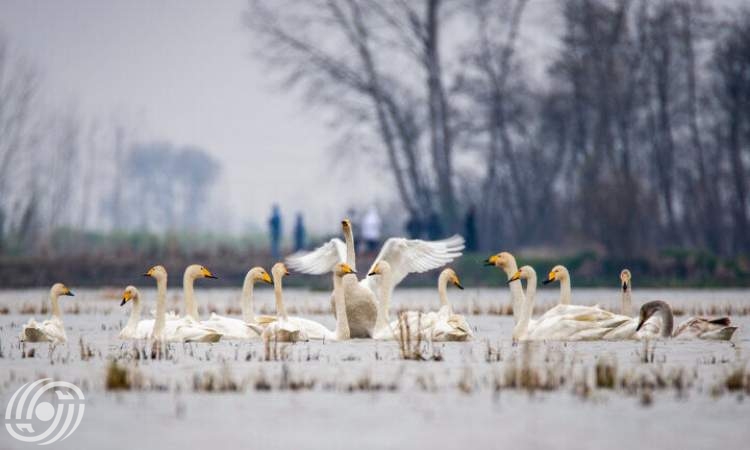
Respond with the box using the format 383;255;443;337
363;235;465;295
286;238;347;274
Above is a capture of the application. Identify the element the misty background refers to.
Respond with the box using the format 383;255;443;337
0;0;749;286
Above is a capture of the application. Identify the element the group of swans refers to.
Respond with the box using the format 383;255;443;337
485;251;737;341
287;219;471;341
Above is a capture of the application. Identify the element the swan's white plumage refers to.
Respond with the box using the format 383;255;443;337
20;283;72;344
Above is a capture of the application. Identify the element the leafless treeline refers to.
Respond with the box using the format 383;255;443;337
246;0;750;257
0;34;221;255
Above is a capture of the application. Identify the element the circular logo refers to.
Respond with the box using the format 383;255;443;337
4;378;86;445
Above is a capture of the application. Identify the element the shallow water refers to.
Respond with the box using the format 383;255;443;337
0;287;748;450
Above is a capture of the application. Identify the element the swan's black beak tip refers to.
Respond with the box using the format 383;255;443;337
120;299;127;307
542;279;553;285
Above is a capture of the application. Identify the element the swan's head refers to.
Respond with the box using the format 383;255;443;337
508;265;536;285
620;269;632;292
143;265;167;281
248;267;273;284
120;285;139;306
341;218;352;232
440;268;464;289
272;262;290;279
483;252;516;268
637;300;671;331
185;264;218;280
367;260;391;276
543;265;569;285
334;262;357;277
51;283;74;298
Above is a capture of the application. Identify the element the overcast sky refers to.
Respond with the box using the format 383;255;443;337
0;0;744;236
0;0;400;235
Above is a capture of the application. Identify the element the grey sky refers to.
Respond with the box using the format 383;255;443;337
0;0;398;235
0;0;743;235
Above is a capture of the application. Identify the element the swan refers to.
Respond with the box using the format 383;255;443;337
19;283;73;344
637;300;738;340
622;270;737;340
260;263;309;343
367;262;471;341
143;265;222;342
182;264;218;322
201;267;271;339
119;286;155;339
287;219;464;337
429;268;473;341
483;252;526;323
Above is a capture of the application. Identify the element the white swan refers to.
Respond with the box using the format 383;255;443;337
484;252;526;323
287;219;464;337
367;262;471;341
201;267;271;339
182;264;218;321
144;265;222;342
119;286;155;339
19;283;73;344
261;263;309;343
429;268;473;341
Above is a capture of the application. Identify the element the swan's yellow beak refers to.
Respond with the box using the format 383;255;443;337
201;267;217;279
62;286;74;296
341;263;356;275
543;271;556;285
483;254;499;266
507;270;522;285
143;267;155;277
261;272;272;284
452;275;464;290
121;289;133;306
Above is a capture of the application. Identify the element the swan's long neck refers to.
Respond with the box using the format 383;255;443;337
656;306;674;338
50;291;62;319
621;283;632;316
503;262;524;324
241;274;255;323
153;276;168;339
333;275;350;340
437;272;452;314
343;226;356;271
374;270;392;331
125;294;142;329
524;272;537;316
273;274;288;320
559;277;571;305
183;272;199;320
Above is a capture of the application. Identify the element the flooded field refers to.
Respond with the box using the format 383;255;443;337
1;286;748;450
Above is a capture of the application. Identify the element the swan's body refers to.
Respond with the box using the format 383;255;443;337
261;263;309;343
287;219;464;337
201;267;271;339
19;283;73;344
144;265;222;342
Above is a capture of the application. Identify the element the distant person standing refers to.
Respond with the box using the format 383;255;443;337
269;204;282;259
293;212;306;252
464;205;478;252
362;206;382;253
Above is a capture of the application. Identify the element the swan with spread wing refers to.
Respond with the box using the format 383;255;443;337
286;219;464;338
